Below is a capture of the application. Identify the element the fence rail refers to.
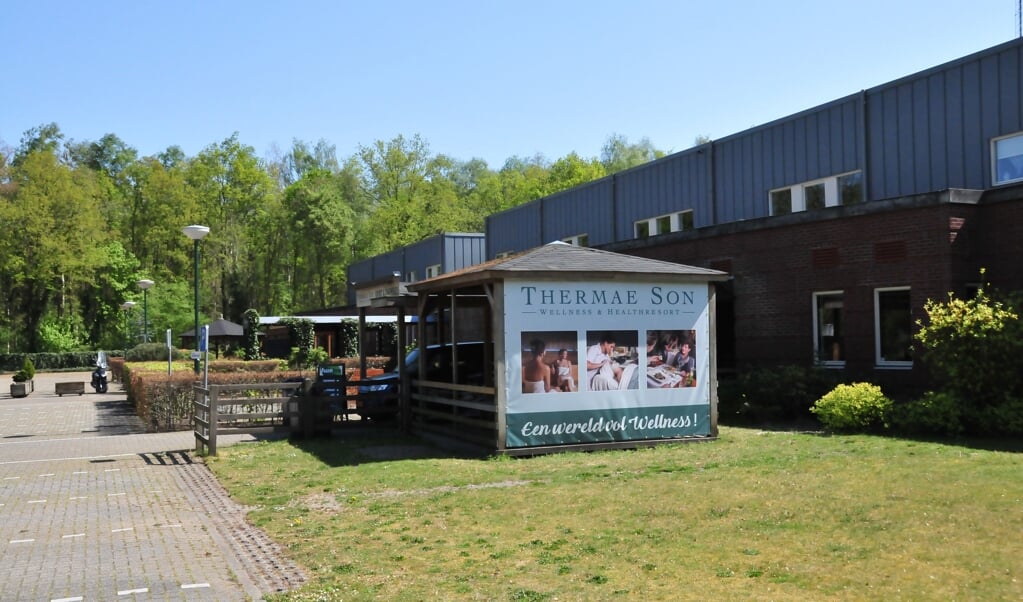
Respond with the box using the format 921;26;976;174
193;381;305;455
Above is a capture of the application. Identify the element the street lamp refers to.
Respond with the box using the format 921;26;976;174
182;225;210;374
137;279;154;343
120;301;136;358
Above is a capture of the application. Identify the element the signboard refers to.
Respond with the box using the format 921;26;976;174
199;325;208;352
503;280;712;448
356;279;408;308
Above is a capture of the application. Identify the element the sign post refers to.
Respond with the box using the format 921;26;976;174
200;325;210;389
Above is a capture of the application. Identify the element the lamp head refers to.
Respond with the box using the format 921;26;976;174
137;279;154;290
182;225;210;241
121;301;136;310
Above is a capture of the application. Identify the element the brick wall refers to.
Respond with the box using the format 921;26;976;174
621;197;1019;391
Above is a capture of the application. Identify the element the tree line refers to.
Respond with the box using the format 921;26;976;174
0;123;670;353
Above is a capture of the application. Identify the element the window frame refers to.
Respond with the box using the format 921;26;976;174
561;234;589;247
769;170;863;216
873;286;913;369
992;131;1023;186
634;210;694;239
425;264;441;279
812;290;845;367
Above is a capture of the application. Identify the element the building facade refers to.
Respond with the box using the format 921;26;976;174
349;38;1023;392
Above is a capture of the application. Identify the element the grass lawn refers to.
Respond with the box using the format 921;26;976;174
207;426;1023;601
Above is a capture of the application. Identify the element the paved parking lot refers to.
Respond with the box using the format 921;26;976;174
0;372;305;601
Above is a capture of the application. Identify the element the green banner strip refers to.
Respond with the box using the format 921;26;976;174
506;405;711;448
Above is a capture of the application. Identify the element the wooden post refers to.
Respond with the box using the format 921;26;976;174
208;386;219;456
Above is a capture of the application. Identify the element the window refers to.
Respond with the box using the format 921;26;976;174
405;271;417;282
769;170;864;215
495;251;513;259
838;172;863;205
425;264;440;279
813;292;844;365
656;215;671;235
771;189;792;215
804;182;826;210
561;234;589;247
875;287;913;367
634;210;694;239
993;132;1023;185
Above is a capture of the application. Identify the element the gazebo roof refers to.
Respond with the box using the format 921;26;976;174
407;242;729;293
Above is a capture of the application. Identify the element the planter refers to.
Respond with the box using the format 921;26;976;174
10;379;33;398
55;381;85;396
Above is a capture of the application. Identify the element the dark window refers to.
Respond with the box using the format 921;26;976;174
771;189;792;215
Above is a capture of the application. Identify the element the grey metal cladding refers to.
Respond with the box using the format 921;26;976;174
866;40;1022;198
481;38;1023;254
486;202;542;258
443;233;487;271
541;179;614;245
615;150;709;236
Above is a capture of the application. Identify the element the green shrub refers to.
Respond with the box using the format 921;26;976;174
12;357;35;382
718;364;841;424
915;277;1023;434
0;352;99;371
811;382;892;431
889;391;964;437
126;342;183;362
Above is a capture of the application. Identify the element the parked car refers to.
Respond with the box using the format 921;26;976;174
357;342;489;417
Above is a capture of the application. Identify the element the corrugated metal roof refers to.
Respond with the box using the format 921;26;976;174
408;242;729;291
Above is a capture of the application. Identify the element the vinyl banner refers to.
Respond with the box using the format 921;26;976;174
504;280;712;448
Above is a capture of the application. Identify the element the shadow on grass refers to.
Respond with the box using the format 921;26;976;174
286;423;492;468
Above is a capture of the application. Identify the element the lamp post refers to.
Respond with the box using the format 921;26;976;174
120;301;136;358
182;225;210;374
137;279;154;343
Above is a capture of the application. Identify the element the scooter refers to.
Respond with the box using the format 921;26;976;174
91;351;109;394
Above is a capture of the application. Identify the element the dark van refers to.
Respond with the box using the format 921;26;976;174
357;342;489;417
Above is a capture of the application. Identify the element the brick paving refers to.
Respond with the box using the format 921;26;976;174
0;372;305;601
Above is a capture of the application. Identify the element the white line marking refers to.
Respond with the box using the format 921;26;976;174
117;588;148;595
161;524;183;528
28;499;47;504
108;492;126;497
72;471;88;475
63;533;86;539
51;596;84;602
39;473;55;477
9;539;35;544
150;490;163;494
112;527;134;533
181;583;210;589
3;476;20;480
0;450;138;466
69;496;87;500
104;468;121;472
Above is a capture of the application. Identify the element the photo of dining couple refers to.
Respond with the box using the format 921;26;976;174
645;329;697;388
520;331;578;394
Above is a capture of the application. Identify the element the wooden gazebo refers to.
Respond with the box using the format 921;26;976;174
404;242;729;455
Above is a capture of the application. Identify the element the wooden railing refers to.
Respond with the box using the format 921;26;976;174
409;379;498;447
193;381;304;455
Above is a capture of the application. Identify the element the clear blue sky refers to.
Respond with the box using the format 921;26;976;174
2;1;1019;168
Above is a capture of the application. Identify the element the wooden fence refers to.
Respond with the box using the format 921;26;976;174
193;381;305;455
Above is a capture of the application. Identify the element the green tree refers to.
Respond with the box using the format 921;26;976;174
540;152;606;197
600;133;664;174
186;134;277;320
283;169;357;308
0;149;107;351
